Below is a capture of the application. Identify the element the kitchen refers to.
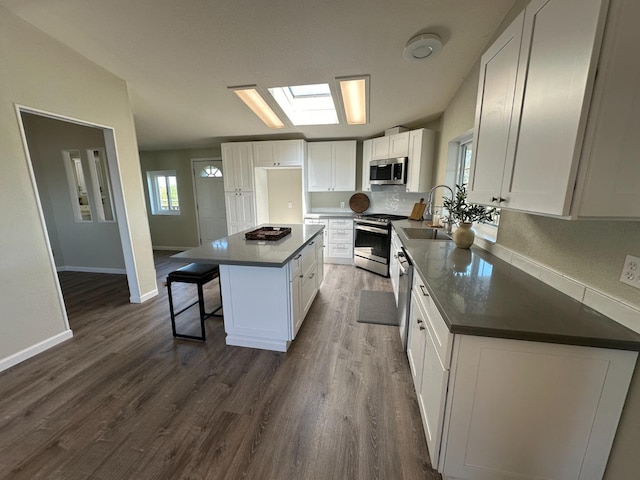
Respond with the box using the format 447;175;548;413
1;0;640;479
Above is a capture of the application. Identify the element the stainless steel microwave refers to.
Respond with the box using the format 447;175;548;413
369;157;407;185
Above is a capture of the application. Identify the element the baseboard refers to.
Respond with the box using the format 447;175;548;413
152;246;196;251
131;288;159;304
56;265;126;275
0;330;73;373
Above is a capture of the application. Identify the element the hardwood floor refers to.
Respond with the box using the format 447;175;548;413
0;253;440;480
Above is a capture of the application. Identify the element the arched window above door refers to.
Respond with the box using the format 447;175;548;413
200;165;223;178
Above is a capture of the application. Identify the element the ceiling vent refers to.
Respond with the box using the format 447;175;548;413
403;33;443;62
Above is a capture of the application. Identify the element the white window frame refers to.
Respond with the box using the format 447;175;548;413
147;170;181;215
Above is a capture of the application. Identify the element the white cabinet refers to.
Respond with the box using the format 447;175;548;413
290;235;323;337
307;141;356;192
468;0;621;217
253;140;305;168
303;218;328;259
221;233;323;352
406;270;637;480
224;191;255;234
573;0;640;218
361;139;373;192
327;218;353;264
371;132;410;160
406;129;435;193
442;335;636;480
221;142;254;192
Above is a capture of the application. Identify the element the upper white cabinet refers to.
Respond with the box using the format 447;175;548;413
253;140;305;168
371;131;410;160
467;11;524;207
221;142;254;192
361;139;373;192
406;129;435;193
468;0;634;218
307;140;356;192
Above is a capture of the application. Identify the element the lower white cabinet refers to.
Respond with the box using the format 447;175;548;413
221;233;323;351
304;217;353;265
407;272;638;480
389;229;401;304
225;191;255;234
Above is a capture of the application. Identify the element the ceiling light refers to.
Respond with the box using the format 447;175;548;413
337;76;369;125
229;86;285;128
403;33;443;62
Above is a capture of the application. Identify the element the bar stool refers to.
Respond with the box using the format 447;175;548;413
166;263;223;341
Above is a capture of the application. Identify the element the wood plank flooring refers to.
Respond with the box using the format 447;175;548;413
0;252;441;480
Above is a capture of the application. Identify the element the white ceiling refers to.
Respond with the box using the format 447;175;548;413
1;0;519;150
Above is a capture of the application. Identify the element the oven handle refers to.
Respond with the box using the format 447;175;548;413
355;224;388;235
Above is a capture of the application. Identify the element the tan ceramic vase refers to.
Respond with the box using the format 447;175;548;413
453;222;475;249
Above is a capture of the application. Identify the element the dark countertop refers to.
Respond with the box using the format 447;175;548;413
392;220;640;351
171;224;324;267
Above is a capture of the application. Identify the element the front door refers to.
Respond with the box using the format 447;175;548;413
193;159;227;244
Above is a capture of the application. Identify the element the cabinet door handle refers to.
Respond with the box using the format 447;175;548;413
309;273;315;279
419;285;429;297
417;318;426;330
490;196;506;204
299;274;304;278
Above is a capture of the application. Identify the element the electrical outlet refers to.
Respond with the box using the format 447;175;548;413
619;255;640;289
340;201;345;208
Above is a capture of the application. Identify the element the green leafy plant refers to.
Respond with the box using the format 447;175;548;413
442;184;496;224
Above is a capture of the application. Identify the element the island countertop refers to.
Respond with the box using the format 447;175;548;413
392;219;640;352
172;224;324;267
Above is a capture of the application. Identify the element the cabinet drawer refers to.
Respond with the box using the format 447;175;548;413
328;243;352;258
304;218;329;227
328;229;353;243
328;218;353;229
413;274;453;368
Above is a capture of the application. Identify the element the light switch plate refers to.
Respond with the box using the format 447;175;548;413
619;254;640;289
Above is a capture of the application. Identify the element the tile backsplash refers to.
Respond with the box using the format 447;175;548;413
309;185;430;216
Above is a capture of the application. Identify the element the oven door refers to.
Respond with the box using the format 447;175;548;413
354;223;390;264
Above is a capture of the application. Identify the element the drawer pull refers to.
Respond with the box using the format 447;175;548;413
419;285;429;297
294;254;302;260
309;273;315;279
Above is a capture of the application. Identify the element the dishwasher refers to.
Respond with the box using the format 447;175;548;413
396;247;413;350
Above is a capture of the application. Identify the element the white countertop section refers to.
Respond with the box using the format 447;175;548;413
171;224;324;267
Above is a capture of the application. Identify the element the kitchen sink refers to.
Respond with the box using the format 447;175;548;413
402;227;452;241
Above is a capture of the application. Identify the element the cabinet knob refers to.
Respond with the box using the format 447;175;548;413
419;285;429;297
417;318;426;330
490;196;506;204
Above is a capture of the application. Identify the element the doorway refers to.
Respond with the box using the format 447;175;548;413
16;106;144;309
192;158;228;244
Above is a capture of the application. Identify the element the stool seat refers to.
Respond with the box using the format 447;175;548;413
167;263;219;283
167;263;223;341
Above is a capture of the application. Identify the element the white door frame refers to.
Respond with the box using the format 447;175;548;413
191;157;224;246
15;104;145;307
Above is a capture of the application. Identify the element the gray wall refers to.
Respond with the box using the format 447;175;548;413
432;1;640;478
0;6;155;366
139;147;221;248
22;113;125;271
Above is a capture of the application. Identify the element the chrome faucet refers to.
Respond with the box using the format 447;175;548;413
426;184;454;234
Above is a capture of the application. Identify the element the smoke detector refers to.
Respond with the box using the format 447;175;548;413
403;33;443;62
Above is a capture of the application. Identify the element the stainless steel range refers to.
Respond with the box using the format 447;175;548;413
353;213;408;276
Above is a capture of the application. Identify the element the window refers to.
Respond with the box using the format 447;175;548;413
147;170;180;215
454;136;500;240
268;83;339;126
200;165;223;178
62;149;93;222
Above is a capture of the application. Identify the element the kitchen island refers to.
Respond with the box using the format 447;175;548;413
172;224;324;352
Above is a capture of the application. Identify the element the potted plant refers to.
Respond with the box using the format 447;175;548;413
442;184;496;248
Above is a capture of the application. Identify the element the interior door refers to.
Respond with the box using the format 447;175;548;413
193;159;228;244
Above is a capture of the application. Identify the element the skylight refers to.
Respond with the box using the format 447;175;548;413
268;83;339;126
